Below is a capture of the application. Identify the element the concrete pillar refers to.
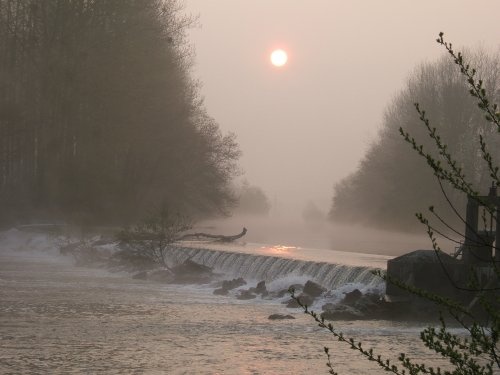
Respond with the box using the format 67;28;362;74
463;197;479;264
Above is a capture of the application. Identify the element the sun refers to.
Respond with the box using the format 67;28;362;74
270;49;288;67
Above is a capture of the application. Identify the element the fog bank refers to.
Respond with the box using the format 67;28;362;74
198;215;435;257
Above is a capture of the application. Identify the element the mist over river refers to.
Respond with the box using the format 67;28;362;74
0;229;454;374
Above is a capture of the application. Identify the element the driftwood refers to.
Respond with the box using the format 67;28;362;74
176;227;247;242
118;227;247;243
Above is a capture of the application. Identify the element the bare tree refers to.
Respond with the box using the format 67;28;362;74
0;0;240;226
330;49;500;232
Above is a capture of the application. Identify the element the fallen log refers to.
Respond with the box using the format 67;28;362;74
118;227;247;243
176;227;247;242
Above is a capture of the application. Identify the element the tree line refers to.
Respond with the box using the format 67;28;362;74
0;0;240;226
330;49;500;232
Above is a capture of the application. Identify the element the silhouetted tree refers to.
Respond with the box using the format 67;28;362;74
296;33;500;375
330;49;500;232
302;200;325;223
0;0;240;226
233;180;271;216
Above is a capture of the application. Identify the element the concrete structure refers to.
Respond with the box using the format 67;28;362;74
385;184;499;304
462;183;500;265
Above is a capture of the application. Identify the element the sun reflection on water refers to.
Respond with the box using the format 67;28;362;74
260;245;299;255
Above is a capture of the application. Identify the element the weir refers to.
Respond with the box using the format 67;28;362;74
165;246;381;290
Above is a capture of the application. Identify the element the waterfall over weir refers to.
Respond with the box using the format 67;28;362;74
165;246;382;290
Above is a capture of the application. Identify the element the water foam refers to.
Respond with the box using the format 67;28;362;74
165;245;383;291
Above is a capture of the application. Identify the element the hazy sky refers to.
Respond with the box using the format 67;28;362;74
184;1;500;218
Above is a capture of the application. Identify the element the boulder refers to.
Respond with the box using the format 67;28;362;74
213;278;246;296
268;314;295;320
353;293;380;310
237;290;256;300
321;304;364;320
149;269;174;283
249;280;268;296
254;280;267;294
287;284;304;293
171;259;214;284
303;280;326;297
343;289;362;304
322;293;393;320
286;293;314;308
221;277;246;291
213;287;229;295
353;293;396;319
322;302;336;312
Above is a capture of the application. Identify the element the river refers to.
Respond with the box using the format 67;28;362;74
0;229;454;374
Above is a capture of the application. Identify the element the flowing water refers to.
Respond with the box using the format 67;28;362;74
0;229;456;374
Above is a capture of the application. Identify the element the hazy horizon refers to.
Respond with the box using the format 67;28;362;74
185;0;500;219
1;3;497;373
197;214;434;257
